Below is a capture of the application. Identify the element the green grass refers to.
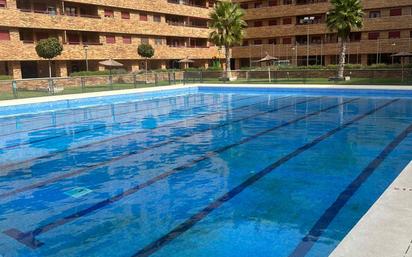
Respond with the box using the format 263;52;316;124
199;77;412;85
0;81;176;101
1;77;411;101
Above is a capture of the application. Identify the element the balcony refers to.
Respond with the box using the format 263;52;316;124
167;0;209;8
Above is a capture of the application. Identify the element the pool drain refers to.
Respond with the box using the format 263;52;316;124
64;187;92;198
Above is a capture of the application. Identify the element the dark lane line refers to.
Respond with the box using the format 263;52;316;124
0;95;257;138
0;92;205;128
0;96;310;199
2;97;359;249
288;123;412;257
130;99;398;257
0;95;259;149
0;95;281;170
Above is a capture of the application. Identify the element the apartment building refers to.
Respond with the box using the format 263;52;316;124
0;0;221;79
232;0;412;69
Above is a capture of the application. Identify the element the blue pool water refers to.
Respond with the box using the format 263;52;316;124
0;87;412;257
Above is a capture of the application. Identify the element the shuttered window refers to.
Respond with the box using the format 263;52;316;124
104;9;114;18
0;0;6;8
368;32;380;40
106;35;116;44
388;31;401;39
0;30;10;41
390;8;402;16
123;36;131;44
121;11;130;19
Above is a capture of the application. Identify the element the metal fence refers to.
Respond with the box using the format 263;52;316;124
0;69;411;101
0;71;184;101
183;69;412;85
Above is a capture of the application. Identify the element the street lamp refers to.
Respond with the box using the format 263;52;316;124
292;44;298;66
303;16;315;67
83;45;89;71
391;42;396;65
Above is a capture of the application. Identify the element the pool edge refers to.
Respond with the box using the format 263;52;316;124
330;161;412;257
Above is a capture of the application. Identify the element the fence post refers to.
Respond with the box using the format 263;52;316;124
200;71;203;83
81;77;85;92
168;72;171;85
173;72;176;84
155;73;158;86
133;74;137;88
48;78;54;95
109;75;113;90
12;80;18;98
183;71;186;85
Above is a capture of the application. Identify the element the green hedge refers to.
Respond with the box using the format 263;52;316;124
0;75;12;81
70;69;127;77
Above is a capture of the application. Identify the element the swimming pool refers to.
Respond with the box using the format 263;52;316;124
0;86;412;257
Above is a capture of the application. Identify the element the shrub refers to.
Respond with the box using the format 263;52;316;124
0;75;12;80
70;69;127;77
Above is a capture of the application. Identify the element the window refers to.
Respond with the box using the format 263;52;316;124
390;8;402;16
369;10;381;18
282;37;292;44
254;21;263;27
106;35;116;44
242;40;249;46
349;32;361;42
368;32;380;40
141;37;149;44
254;1;262;8
268;38;277;44
121;11;130;19
388;31;401;39
65;6;77;16
283;17;292;25
155;38;163;45
0;30;10;41
0;0;6;8
240;3;248;9
153;15;161;22
123;36;132;44
268;19;277;26
268;0;277;6
283;0;292;5
104;9;114;18
253;39;262;45
140;13;148;21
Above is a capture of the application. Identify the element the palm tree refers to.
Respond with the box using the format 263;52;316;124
209;0;246;77
326;0;363;79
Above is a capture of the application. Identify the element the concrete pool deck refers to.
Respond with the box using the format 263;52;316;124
330;161;412;257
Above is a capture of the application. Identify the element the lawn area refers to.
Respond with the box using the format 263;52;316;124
199;77;412;85
0;77;411;101
0;81;174;101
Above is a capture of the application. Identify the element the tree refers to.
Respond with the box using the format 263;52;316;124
35;38;63;78
138;43;155;82
326;0;363;79
209;0;246;77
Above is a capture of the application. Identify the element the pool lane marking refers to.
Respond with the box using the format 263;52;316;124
0;96;311;199
0;92;208;128
0;95;280;170
2;97;359;249
0;94;259;149
0;94;258;138
288;122;412;257
129;98;398;257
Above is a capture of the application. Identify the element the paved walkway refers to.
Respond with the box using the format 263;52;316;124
330;161;412;257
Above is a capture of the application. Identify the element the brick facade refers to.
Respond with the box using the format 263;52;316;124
0;0;221;79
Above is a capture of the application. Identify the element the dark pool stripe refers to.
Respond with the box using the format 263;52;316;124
288;121;412;257
0;95;284;171
0;95;258;138
3;97;359;249
0;95;260;149
0;96;313;199
130;99;398;257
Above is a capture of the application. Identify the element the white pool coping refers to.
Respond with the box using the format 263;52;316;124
1;83;412;107
330;161;412;257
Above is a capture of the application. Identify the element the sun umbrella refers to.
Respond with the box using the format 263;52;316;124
253;53;278;82
391;52;412;81
99;59;123;87
178;57;194;69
